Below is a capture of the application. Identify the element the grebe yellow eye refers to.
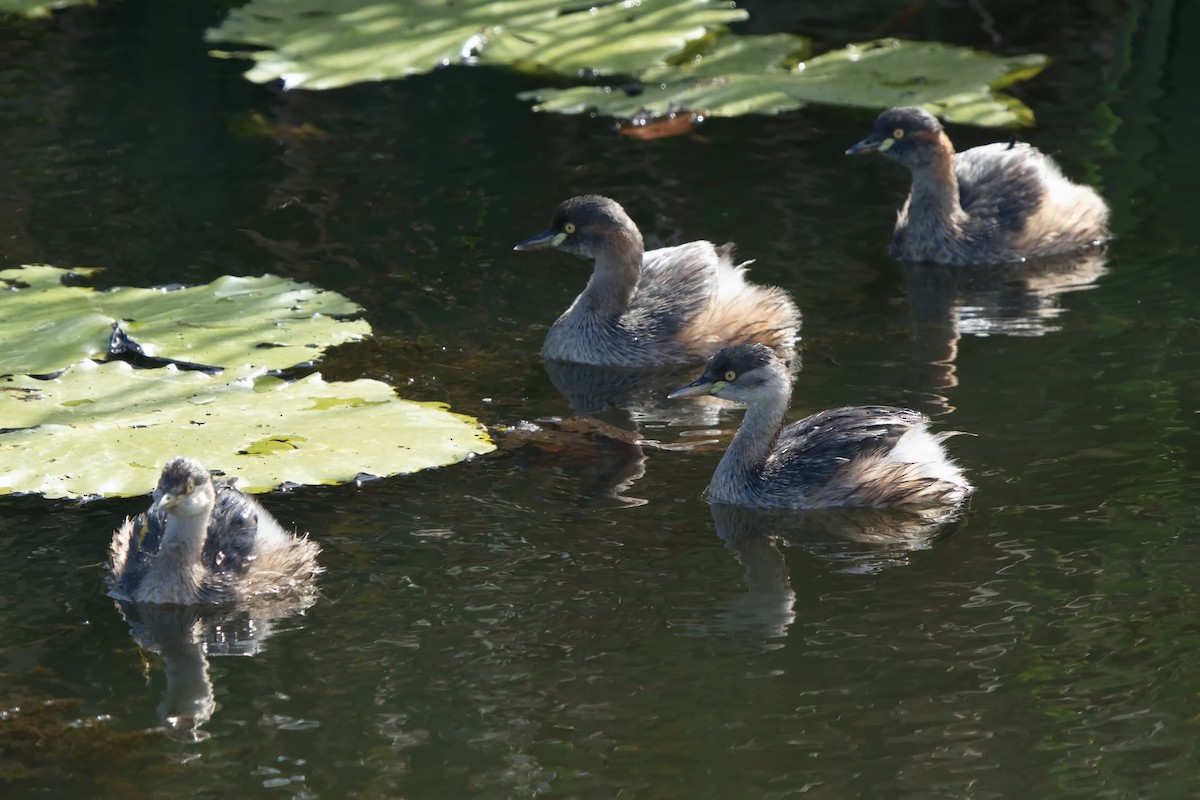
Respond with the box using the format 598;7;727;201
892;128;905;139
564;222;576;234
724;370;737;381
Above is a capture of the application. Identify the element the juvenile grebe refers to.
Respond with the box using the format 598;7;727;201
108;457;320;605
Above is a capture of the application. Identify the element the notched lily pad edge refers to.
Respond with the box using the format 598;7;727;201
0;264;370;377
0;362;497;501
519;36;1050;128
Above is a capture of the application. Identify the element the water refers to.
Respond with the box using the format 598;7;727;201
3;1;1200;796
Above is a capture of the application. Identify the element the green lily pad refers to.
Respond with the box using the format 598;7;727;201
0;265;369;376
0;360;494;499
522;37;1049;127
481;0;744;77
525;32;809;118
205;0;746;90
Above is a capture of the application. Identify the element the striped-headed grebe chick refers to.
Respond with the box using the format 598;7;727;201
515;195;800;366
669;344;973;509
108;457;320;605
847;107;1109;265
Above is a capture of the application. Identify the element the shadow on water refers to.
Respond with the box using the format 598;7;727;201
534;360;764;507
543;346;802;419
543;359;725;422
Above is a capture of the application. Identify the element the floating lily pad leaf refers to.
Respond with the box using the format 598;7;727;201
0;265;369;376
523;32;810;118
522;37;1049;127
777;39;1048;127
0;0;90;18
482;0;746;77
205;0;746;90
0;361;494;499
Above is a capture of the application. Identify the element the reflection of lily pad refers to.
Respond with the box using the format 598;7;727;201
0;361;494;499
206;0;746;90
0;0;89;17
522;37;1049;127
0;265;369;376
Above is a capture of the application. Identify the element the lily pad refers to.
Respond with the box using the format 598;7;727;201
205;0;746;90
0;265;369;376
522;37;1049;127
0;360;495;499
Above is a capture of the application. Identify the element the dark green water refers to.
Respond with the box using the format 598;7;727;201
4;1;1200;797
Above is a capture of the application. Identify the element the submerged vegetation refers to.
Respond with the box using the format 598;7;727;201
0;696;164;787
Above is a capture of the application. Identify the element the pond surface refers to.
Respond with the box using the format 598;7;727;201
4;1;1200;797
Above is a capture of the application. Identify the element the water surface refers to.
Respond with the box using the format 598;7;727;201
3;1;1200;797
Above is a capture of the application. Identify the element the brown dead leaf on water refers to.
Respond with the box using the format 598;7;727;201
616;111;707;141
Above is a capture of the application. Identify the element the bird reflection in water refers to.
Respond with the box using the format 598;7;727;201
112;594;315;741
532;360;776;508
710;503;964;640
543;359;742;423
902;249;1108;412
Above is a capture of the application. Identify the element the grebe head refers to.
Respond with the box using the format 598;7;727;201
514;195;640;260
152;457;216;520
668;343;790;405
846;107;947;169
